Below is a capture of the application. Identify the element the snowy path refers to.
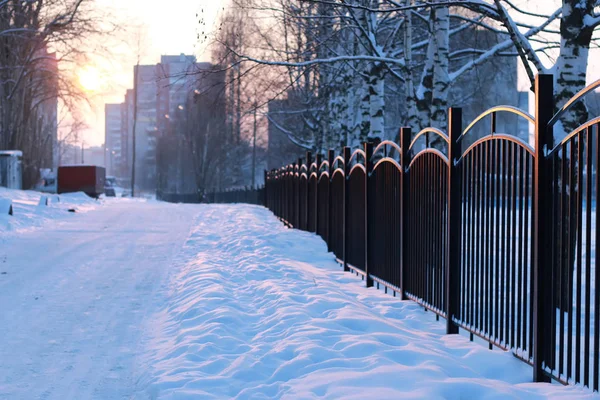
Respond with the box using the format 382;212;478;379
0;200;199;400
134;205;596;399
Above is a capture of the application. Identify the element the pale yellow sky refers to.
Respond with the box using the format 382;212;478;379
76;0;223;147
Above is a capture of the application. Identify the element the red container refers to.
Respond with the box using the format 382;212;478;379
57;165;106;198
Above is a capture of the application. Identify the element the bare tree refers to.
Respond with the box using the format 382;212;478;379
0;0;115;187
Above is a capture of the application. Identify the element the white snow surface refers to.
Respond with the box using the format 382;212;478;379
133;205;596;399
0;195;598;399
0;187;100;234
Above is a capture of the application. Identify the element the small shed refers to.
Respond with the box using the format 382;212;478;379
0;150;23;190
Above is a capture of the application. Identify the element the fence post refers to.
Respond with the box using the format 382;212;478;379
446;107;462;335
290;162;295;225
364;142;374;288
263;170;268;208
305;152;312;231
315;153;322;234
343;146;351;272
276;169;280;216
297;158;303;228
285;165;290;223
533;74;553;383
400;127;412;300
278;168;283;218
327;149;335;252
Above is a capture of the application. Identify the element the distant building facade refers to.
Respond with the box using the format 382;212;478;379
106;55;227;193
104;104;122;176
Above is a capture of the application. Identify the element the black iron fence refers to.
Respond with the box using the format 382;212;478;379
158;187;265;205
214;75;600;391
209;187;265;205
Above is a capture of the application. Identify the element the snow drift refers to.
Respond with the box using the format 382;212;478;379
134;204;597;399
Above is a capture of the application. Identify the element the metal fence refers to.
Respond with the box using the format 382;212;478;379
158;188;265;205
219;75;600;391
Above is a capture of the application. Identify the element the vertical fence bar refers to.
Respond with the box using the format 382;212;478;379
400;127;411;300
447;107;462;335
305;152;312;231
594;126;600;392
315;153;322;234
584;127;592;387
263;170;268;207
533;74;553;383
343;147;351;272
297;158;303;228
328;150;334;252
364;142;374;288
292;162;298;226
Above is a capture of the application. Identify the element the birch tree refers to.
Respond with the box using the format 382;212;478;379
209;0;600;155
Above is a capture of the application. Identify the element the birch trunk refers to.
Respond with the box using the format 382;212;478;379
429;5;450;131
551;0;594;135
358;74;371;145
368;63;385;139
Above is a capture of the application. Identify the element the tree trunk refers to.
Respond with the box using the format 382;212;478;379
551;0;594;135
368;63;385;140
429;5;450;131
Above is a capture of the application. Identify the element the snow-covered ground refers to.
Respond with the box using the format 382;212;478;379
0;194;598;399
0;193;200;399
0;187;101;235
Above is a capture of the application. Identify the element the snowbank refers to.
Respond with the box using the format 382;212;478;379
0;187;101;234
134;204;598;399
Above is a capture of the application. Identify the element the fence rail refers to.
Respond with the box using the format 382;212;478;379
212;74;600;392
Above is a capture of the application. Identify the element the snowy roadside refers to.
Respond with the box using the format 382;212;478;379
133;204;597;399
0;199;201;400
0;187;103;235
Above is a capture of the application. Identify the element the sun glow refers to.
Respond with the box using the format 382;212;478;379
78;66;103;92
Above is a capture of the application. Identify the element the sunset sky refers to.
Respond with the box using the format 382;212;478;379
74;0;600;148
75;0;222;147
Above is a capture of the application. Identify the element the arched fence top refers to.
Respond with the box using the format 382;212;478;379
408;128;449;152
459;106;535;144
332;155;345;170
459;133;535;162
300;164;308;172
548;116;600;157
331;167;345;178
318;171;329;181
348;163;366;177
549;78;600;128
349;149;366;165
319;160;329;173
372;157;402;174
372;140;402;160
409;148;449;169
309;162;318;173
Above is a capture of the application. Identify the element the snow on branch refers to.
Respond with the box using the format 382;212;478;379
492;0;546;76
450;5;561;82
234;51;407;69
265;114;313;149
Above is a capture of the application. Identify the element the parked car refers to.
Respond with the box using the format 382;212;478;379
35;176;57;194
105;176;116;197
57;165;105;198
